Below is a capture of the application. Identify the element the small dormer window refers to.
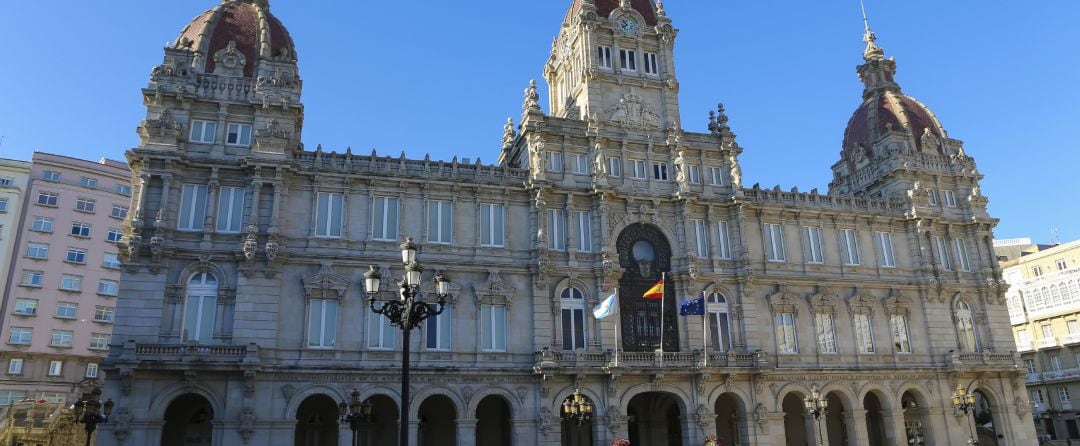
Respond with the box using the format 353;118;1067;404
644;52;659;75
597;46;612;69
226;123;252;147
619;49;637;71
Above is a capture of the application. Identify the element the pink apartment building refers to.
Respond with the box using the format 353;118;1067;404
0;152;130;405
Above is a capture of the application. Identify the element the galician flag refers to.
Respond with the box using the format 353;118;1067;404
643;277;665;299
593;292;619;319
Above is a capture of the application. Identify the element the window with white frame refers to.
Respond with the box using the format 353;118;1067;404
480;203;505;247
707;293;732;352
425;305;452;350
307;299;338;348
1060;387;1071;404
853;313;875;353
935;236;952;271
547;152;563;173
1068;320;1080;334
631;160;647;179
764;223;786;262
93;306;115;323
65;248;87;264
7;359;22;375
0;177;12;186
60;275;81;292
652;162;668;181
21;271;43;287
89;333;109;350
79;177;97;188
643;52;658;75
1032;389;1044;405
50;330;73;347
891;314;912;353
14;299;37;316
619;49;636;71
103;253;121;269
573;153;589;174
1033;266;1043;277
43;170;61;181
8;327;32;344
874;231;896;267
55;302;78;319
840;229;860;265
75;198;96;213
942;190;957;207
577;211;593;252
955;300;978;352
0;198;6;212
70;222;91;237
1059;259;1070;271
367;311;395;349
547;209;566;250
775;312;798;354
693;219;709;258
953;238;971;272
107;228;123;243
216;186;246;233
98;279;118;296
85;363;99;378
687;165;701;184
597;46;612;69
47;360;63;376
315;192;344;238
427;200;453;244
183;272;218;344
111;204;129;219
561;288;587;350
31;216;53;232
115;184;132;196
226;123;253;146
178;184;208;231
1025;359;1037;375
708;166;723;186
716;221;732;259
803;226;824;264
373;196;400;241
815;312;837;354
190;120;217;144
1051;354;1062;371
927;188;938;206
26;243;49;259
481;304;508;351
37;191;58;206
608;158;622;177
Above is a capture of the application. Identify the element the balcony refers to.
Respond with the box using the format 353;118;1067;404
1037;337;1061;349
1061;332;1080;345
1016;341;1034;352
533;349;759;373
121;341;259;364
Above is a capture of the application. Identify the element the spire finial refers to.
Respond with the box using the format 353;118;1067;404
860;0;885;61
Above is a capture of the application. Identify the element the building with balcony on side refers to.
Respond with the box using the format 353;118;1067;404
0;152;130;406
99;1;1034;445
0;159;32;331
1002;238;1080;441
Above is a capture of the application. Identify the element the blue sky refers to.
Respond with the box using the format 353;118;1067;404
1;1;1077;243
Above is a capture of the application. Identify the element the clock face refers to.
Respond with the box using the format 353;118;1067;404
618;18;638;34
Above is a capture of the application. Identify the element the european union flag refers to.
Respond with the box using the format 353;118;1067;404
679;296;705;316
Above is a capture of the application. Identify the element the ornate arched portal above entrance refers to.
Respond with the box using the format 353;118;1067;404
616;223;678;352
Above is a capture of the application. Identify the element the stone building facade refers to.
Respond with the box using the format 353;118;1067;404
100;1;1035;445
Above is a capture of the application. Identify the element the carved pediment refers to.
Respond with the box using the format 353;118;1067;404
302;263;349;299
766;284;801;314
883;289;912;316
475;269;517;305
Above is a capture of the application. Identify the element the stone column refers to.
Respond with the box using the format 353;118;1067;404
681;414;703;445
250;180;263;231
203;177;220;234
883;409;908;445
845;409;870;446
512;418;537;446
408;420;421;446
455;418;477;446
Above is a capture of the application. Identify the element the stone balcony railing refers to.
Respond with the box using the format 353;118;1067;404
533;349;760;372
121;341;259;364
1037;337;1061;349
1024;367;1080;384
1061;333;1080;345
950;351;1020;368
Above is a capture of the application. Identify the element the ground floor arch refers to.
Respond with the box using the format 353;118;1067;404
901;390;931;446
823;392;848;446
627;391;684;446
863;392;886;446
561;392;595;446
418;395;457;446
714;393;746;446
294;394;338;446
364;394;399;446
476;395;512;446
161;393;214;446
782;392;809;446
973;389;1000;446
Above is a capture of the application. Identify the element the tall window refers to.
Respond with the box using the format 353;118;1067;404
927;188;938;206
178;184;208;231
891;314;912;353
706;293;732;352
693;220;709;258
547;152;563;173
225;123;252;146
573;154;589;174
426;305;452;350
597;46;612;69
480;203;505;247
85;363;99;378
561;288;587;351
1058;259;1070;271
954;238;972;272
7;359;23;375
427;200;453;244
190;120;217;144
307;299;338;348
935;236;952;271
372;196;400;241
815;312;837;354
1032;390;1044;405
1060;387;1072;405
1051;354;1062;371
183;272;218;344
764;223;786;262
631;160;647;179
688;165;701;184
548;209;566;250
216;186;246;233
481;305;507;352
315;192;343;237
367;311;395;349
608;158;622;177
708;166;724;186
652;162;668;181
576;211;593;252
874;231;896;267
716;221;732;259
942;190;957;207
853;313;875;353
47;361;63;377
0;198;8;212
955;300;978;352
619;49;636;71
803;226;824;264
775;312;798;354
643;52;658;75
840;229;860;265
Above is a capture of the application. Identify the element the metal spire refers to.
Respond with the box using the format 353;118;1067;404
860;0;885;61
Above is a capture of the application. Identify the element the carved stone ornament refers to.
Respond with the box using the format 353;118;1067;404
242;224;259;261
281;384;296;400
239;407;256;443
920;127;943;153
120;369;134;395
149;232;164;263
538;408;553;436
141;109;183;138
475;269;517;305
754;403;768;430
302;263;350;299
213;41;247;74
607;91;661;130
264;234;280;261
112;408;133;442
523;79;542;113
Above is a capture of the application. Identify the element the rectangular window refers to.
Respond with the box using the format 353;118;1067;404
89;333;109;350
43;170;61;181
50;330;73;347
14;299;37;316
935;236;952;271
98;280;119;296
372;196;400;241
367;311;395;349
643;52;658;75
547;152;563;173
943;190;957;207
111;204;129;219
619;49;636;71
102;253;121;269
854;313;875;353
307;300;338;348
480;203;505;247
47;360;62;376
597;46;612;69
0;177;13;186
70;222;91;237
226;123;253;146
875;231;896;267
60;275;82;292
178;184;209;231
927;188;938;206
1032;389;1044;404
31;216;54;232
693;219;709;258
775;312;798;354
1051;354;1062;371
55;302;78;319
764;223;786;262
190;120;217;144
93;306;115;323
631;160;647;179
182;295;217;344
840;229;860;265
215;186;246;233
608;158;622;177
708;310;732;352
0;198;6;212
22;271;43;287
85;363;99;378
1033;266;1043;277
7;359;22;375
652;162;668;181
426;305;452;351
547;209;566;250
75;198;96;213
79;177;97;188
1068;320;1080;334
561;307;587;350
0;391;26;405
107;228;123;243
37;191;58;206
8;327;32;344
577;211;593;253
815;313;837;354
1026;359;1037;374
315;192;344;238
688;165;701;184
573;153;589;174
65;248;87;264
427;200;453;244
1043;324;1054;339
115;184;132;196
954;238;972;272
803;226;824;264
707;167;723;186
26;243;49;259
716;221;732;259
481;305;508;352
1059;259;1070;271
891;314;911;353
1061;387;1071;403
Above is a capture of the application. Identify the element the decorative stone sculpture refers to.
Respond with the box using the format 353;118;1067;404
242;224;258;261
523;79;541;113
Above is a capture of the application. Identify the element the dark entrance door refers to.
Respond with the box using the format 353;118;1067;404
616;223;678;352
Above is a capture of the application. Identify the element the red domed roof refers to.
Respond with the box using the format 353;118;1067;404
571;0;659;26
174;0;296;78
842;91;946;162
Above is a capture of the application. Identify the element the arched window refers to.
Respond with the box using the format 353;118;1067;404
183;273;218;344
955;300;978;352
561;287;587;350
706;293;732;352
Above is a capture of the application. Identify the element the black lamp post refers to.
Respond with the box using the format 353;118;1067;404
364;237;451;446
561;389;594;425
952;385;980;445
72;388;114;446
338;389;373;446
804;385;828;446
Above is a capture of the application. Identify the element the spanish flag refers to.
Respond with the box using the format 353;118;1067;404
643;277;664;299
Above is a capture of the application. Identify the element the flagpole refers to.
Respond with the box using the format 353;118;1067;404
614;288;620;368
702;291;708;367
659;272;665;368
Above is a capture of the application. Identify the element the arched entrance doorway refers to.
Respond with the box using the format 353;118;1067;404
365;394;399;446
901;391;930;446
863;392;886;446
161;394;213;446
823;392;848;446
475;395;511;446
417;395;456;446
714;393;744;446
616;223;677;352
295;394;339;446
973;390;1000;446
628;392;684;446
561;393;594;446
781;393;808;446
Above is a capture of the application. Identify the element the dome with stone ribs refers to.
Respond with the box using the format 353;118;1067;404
173;0;296;78
570;0;659;26
842;92;946;159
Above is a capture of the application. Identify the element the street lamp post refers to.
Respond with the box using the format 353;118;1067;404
72;388;114;446
804;385;828;446
952;385;980;446
338;389;373;446
364;237;451;446
561;389;594;425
